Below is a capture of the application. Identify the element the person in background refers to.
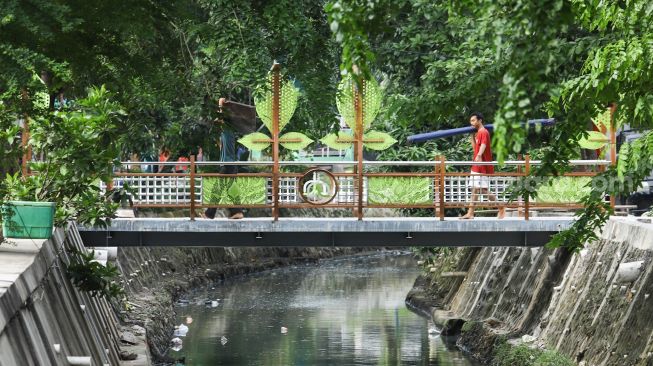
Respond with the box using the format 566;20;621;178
204;98;245;220
460;112;505;219
175;151;190;173
158;148;171;173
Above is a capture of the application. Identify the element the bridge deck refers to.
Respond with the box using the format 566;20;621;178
78;217;573;247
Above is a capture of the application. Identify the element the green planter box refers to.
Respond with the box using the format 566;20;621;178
1;201;56;239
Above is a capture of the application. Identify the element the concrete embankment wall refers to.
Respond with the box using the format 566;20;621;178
411;218;653;365
0;226;124;366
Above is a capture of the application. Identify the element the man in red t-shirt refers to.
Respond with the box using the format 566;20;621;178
461;113;505;219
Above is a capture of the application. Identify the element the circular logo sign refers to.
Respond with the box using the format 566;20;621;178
298;168;339;205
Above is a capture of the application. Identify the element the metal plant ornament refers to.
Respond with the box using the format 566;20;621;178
238;67;313;152
320;75;396;151
578;109;616;153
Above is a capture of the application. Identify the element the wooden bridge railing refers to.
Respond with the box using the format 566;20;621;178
102;158;612;221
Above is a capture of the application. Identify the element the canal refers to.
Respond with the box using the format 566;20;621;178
170;252;478;365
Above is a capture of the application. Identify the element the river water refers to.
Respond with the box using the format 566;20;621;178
170;252;478;366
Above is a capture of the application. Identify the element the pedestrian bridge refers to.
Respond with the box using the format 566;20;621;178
80;158;611;247
78;217;573;247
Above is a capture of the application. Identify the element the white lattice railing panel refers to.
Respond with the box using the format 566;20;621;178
102;176;202;205
444;175;517;204
268;177;298;204
335;176;367;204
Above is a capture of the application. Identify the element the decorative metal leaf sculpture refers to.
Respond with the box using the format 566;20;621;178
579;109;612;150
363;130;397;151
320;132;354;150
254;76;300;133
535;177;591;203
368;177;432;204
336;75;382;132
279;132;313;151
249;69;312;153
592;109;610;131
578;131;608;150
202;177;267;204
238;132;271;151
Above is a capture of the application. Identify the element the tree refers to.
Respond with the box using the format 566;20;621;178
326;0;653;251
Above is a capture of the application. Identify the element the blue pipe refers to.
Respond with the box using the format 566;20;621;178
406;118;556;143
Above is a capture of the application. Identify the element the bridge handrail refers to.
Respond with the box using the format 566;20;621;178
120;159;612;167
106;157;612;221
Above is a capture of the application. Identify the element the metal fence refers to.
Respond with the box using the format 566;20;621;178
101;157;611;220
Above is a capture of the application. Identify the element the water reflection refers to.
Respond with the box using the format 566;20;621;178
172;253;478;366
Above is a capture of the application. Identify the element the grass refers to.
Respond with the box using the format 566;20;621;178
492;343;574;366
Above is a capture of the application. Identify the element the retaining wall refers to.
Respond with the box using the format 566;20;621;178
0;226;127;366
411;217;653;365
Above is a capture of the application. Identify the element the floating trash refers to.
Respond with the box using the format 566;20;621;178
186;316;193;324
171;344;183;352
205;299;220;307
281;326;288;334
174;324;189;337
220;336;228;346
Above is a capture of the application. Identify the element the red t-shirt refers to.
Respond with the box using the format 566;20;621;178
471;127;494;174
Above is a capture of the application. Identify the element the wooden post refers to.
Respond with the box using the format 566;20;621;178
524;154;530;221
434;155;439;218
272;63;281;221
439;155;446;221
609;103;617;210
355;81;364;220
517;154;523;217
190;155;196;221
20;89;31;176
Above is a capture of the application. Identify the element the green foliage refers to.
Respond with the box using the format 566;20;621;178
535;177;592;203
492;343;574;366
549;132;653;252
325;0;402;83
461;321;480;334
492;343;538;366
202;177;267;205
67;249;123;299
1;86;123;227
368;177;432;204
534;350;576;366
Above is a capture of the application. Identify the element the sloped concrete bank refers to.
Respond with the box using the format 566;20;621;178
0;226;130;366
116;246;379;363
408;217;653;365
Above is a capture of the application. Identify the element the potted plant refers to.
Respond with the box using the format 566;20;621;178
1;174;56;239
1;86;125;238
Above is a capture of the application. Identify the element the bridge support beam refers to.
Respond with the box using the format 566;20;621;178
78;218;572;248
